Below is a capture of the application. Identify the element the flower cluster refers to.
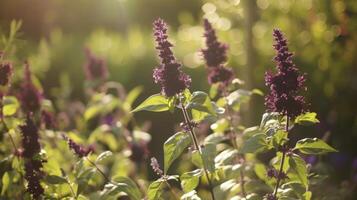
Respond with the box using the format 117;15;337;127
19;117;44;199
202;19;234;86
63;135;94;158
150;157;163;176
266;168;288;179
265;29;307;119
83;48;108;81
152;18;191;97
0;62;13;86
129;141;149;163
41;110;57;129
19;63;42;114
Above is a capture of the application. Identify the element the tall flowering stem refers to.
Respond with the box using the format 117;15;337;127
150;157;179;200
265;29;308;199
179;98;216;200
265;29;306;119
152;18;191;97
83;48;108;81
273;116;289;199
20;117;44;199
202;19;234;87
19;63;42;114
202;19;245;196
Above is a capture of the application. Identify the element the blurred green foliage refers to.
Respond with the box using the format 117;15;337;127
0;0;357;187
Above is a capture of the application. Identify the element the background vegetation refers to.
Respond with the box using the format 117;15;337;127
0;0;357;198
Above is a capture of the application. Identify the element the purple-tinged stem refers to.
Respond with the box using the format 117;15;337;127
179;97;216;200
273;115;289;199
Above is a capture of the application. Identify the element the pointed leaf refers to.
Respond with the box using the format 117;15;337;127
131;94;169;113
294;138;337;155
164;132;191;174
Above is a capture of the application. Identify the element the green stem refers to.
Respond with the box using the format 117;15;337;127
223;91;247;198
85;157;111;183
165;181;180;200
273;115;289;199
179;98;216;200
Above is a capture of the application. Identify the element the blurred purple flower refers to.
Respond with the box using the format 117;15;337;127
129;141;149;163
0;62;12;86
25;160;44;199
202;19;234;87
41;110;57;129
352;158;357;170
19;117;44;199
150;157;163;176
83;48;108;81
63;134;94;158
207;66;234;86
152;18;191;97
20;117;41;159
265;29;307;119
329;153;350;169
19;63;42;114
264;193;277;200
202;19;228;68
304;155;318;165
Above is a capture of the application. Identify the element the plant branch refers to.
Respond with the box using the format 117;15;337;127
273;115;289;199
164;180;180;200
223;90;246;198
85;157;111;183
179;97;216;200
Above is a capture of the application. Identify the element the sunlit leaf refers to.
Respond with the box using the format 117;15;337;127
294;138;337;155
180;169;203;193
131;94;169;113
289;154;308;188
95;151;113;164
241;133;270;153
163;132;191;174
294;112;319;126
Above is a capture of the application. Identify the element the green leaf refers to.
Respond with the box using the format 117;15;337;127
289;154;308;188
1;172;10;195
125;86;143;107
304;191;312;200
44;175;68;185
295;112;320;126
180;169;203;193
111;176;142;200
2;96;19;116
241;133;270;153
254;163;268;182
164;132;191;174
201;143;216;172
214;149;238;166
95;151;113;164
131;94;169;113
294;138;337;155
186;91;215;115
147;179;165;200
271;130;288;148
191;143;216;172
180;190;201;200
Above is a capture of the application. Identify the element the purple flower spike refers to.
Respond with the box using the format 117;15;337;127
202;19;228;68
63;135;94;158
207;66;234;86
150;157;163;176
83;48;108;81
20;117;44;199
19;63;42;114
152;18;191;97
201;19;234;87
0;62;13;86
265;29;307;119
